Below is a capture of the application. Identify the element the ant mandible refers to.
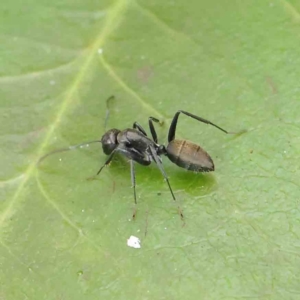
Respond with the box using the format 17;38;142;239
39;96;237;218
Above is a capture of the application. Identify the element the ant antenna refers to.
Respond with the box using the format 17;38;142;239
104;95;115;131
37;140;102;165
38;95;115;165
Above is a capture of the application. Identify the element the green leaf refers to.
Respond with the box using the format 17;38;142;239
1;0;300;298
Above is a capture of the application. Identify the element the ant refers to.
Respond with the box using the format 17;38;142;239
39;96;239;219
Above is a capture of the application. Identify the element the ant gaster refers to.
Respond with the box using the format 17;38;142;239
39;98;237;218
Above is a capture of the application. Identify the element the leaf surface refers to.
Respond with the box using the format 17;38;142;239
1;0;300;299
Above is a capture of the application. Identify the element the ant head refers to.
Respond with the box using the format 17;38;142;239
101;128;120;155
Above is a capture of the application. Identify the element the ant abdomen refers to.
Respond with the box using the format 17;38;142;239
166;139;214;172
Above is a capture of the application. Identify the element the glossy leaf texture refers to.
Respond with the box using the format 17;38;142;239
1;0;300;299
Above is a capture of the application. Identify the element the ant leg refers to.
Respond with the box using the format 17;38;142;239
148;146;184;220
133;118;162;142
130;160;138;219
104;95;115;131
168;110;234;142
130;160;137;204
133;122;147;136
96;150;116;175
148;147;175;200
148;117;161;143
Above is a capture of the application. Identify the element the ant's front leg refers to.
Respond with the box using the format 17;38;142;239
133;122;147;136
148;117;163;143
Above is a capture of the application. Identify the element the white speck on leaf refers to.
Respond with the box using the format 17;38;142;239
98;48;103;54
127;236;141;249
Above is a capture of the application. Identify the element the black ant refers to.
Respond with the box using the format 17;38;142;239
39;96;239;219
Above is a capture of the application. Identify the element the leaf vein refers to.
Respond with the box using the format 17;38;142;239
99;54;166;120
0;0;129;231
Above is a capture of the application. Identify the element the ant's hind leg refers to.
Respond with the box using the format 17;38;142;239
168;110;233;142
